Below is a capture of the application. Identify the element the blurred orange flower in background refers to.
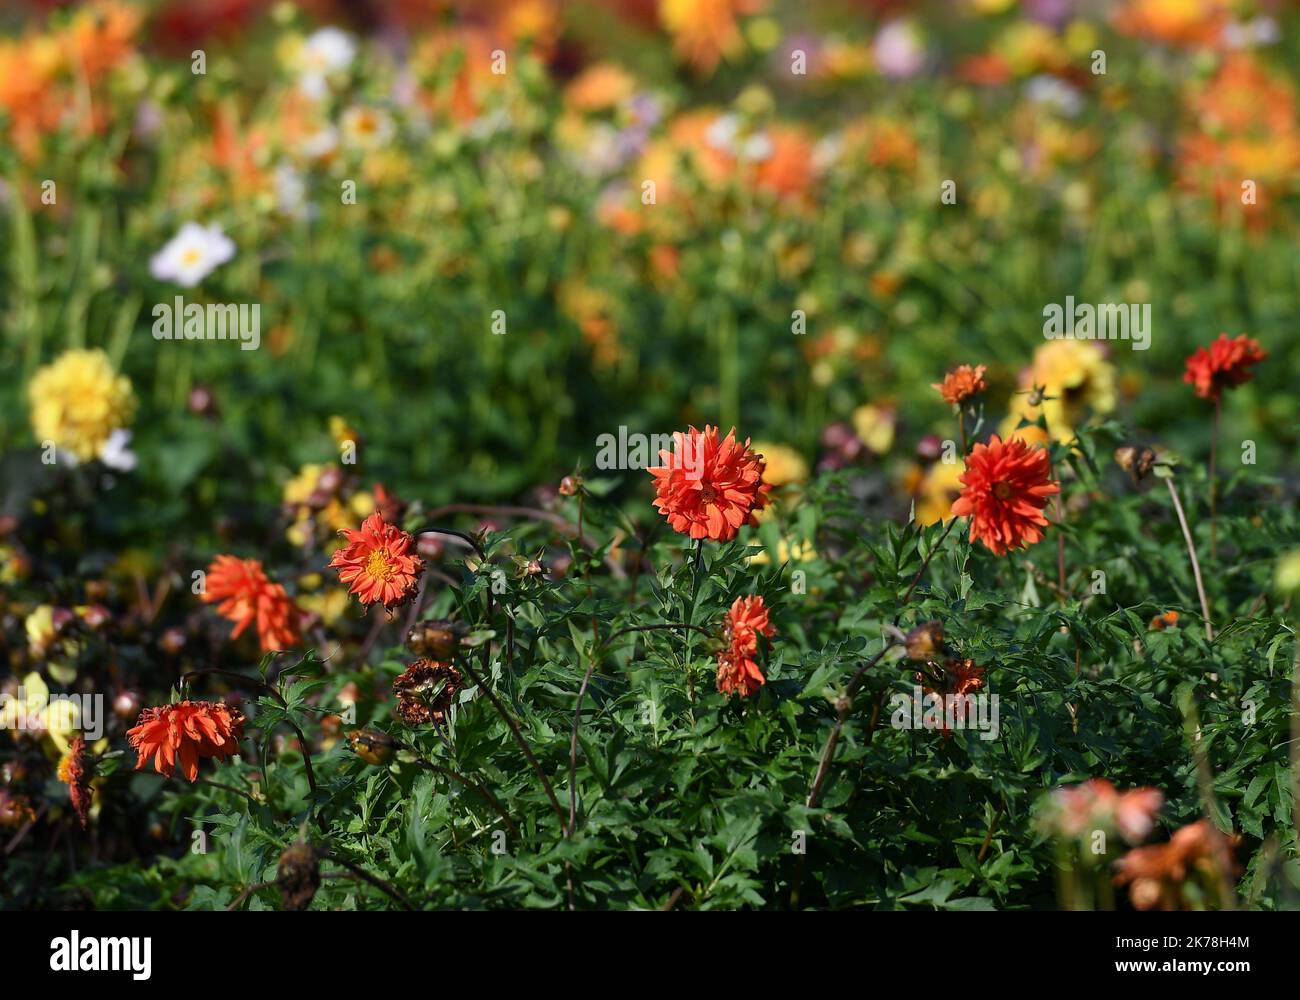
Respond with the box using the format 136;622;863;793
1182;333;1267;401
202;555;303;652
658;0;762;75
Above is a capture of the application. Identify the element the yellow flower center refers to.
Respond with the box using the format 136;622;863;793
365;550;397;581
992;481;1013;500
181;248;203;266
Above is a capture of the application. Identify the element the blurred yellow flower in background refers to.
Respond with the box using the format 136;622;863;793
25;605;56;658
852;403;896;455
913;460;966;525
749;537;818;566
28;349;135;462
1;672;79;755
753;442;809;487
1003;340;1116;443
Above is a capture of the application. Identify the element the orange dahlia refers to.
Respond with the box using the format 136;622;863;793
950;435;1060;555
329;512;424;609
931;364;988;406
1182;334;1267;401
202;555;302;652
648;425;770;542
127;700;246;781
716;595;776;697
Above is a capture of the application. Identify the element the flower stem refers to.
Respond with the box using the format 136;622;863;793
1165;475;1213;641
1209;396;1220;560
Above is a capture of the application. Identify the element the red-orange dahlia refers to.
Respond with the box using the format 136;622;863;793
716;595;776;698
950;435;1060;555
329;511;424;609
127;700;246;781
1182;334;1267;401
931;364;988;406
202;555;302;652
648;425;770;542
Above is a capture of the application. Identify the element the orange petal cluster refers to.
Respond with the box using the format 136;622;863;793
329;512;424;609
950;435;1059;555
127;700;246;782
931;364;988;406
1046;777;1164;845
202;555;302;652
716;595;776;698
1113;819;1238;911
648;425;770;542
1182;334;1267;401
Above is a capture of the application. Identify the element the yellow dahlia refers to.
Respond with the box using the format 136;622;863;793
28;349;135;462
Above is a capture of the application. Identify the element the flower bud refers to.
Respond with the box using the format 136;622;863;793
277;841;321;911
347;728;396;766
905;620;944;661
406;621;459;660
1114;444;1156;484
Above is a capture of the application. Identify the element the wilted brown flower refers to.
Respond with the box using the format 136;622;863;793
57;735;93;829
1114;445;1157;484
277;841;321;911
393;659;462;726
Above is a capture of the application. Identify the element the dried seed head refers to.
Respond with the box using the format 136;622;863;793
277;841;321;911
393;660;463;727
1114;445;1157;484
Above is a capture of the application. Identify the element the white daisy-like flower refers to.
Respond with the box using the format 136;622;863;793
300;124;339;159
301;27;355;74
296;27;355;98
274;164;313;220
340;106;395;150
149;223;236;288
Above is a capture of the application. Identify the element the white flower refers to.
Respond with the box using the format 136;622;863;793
340;106;395;150
274;164;312;220
705;114;740;152
296;27;355;98
705;114;772;161
1025;75;1083;117
149;223;235;288
300;125;339;159
873;20;925;80
99;429;137;472
301;27;355;74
